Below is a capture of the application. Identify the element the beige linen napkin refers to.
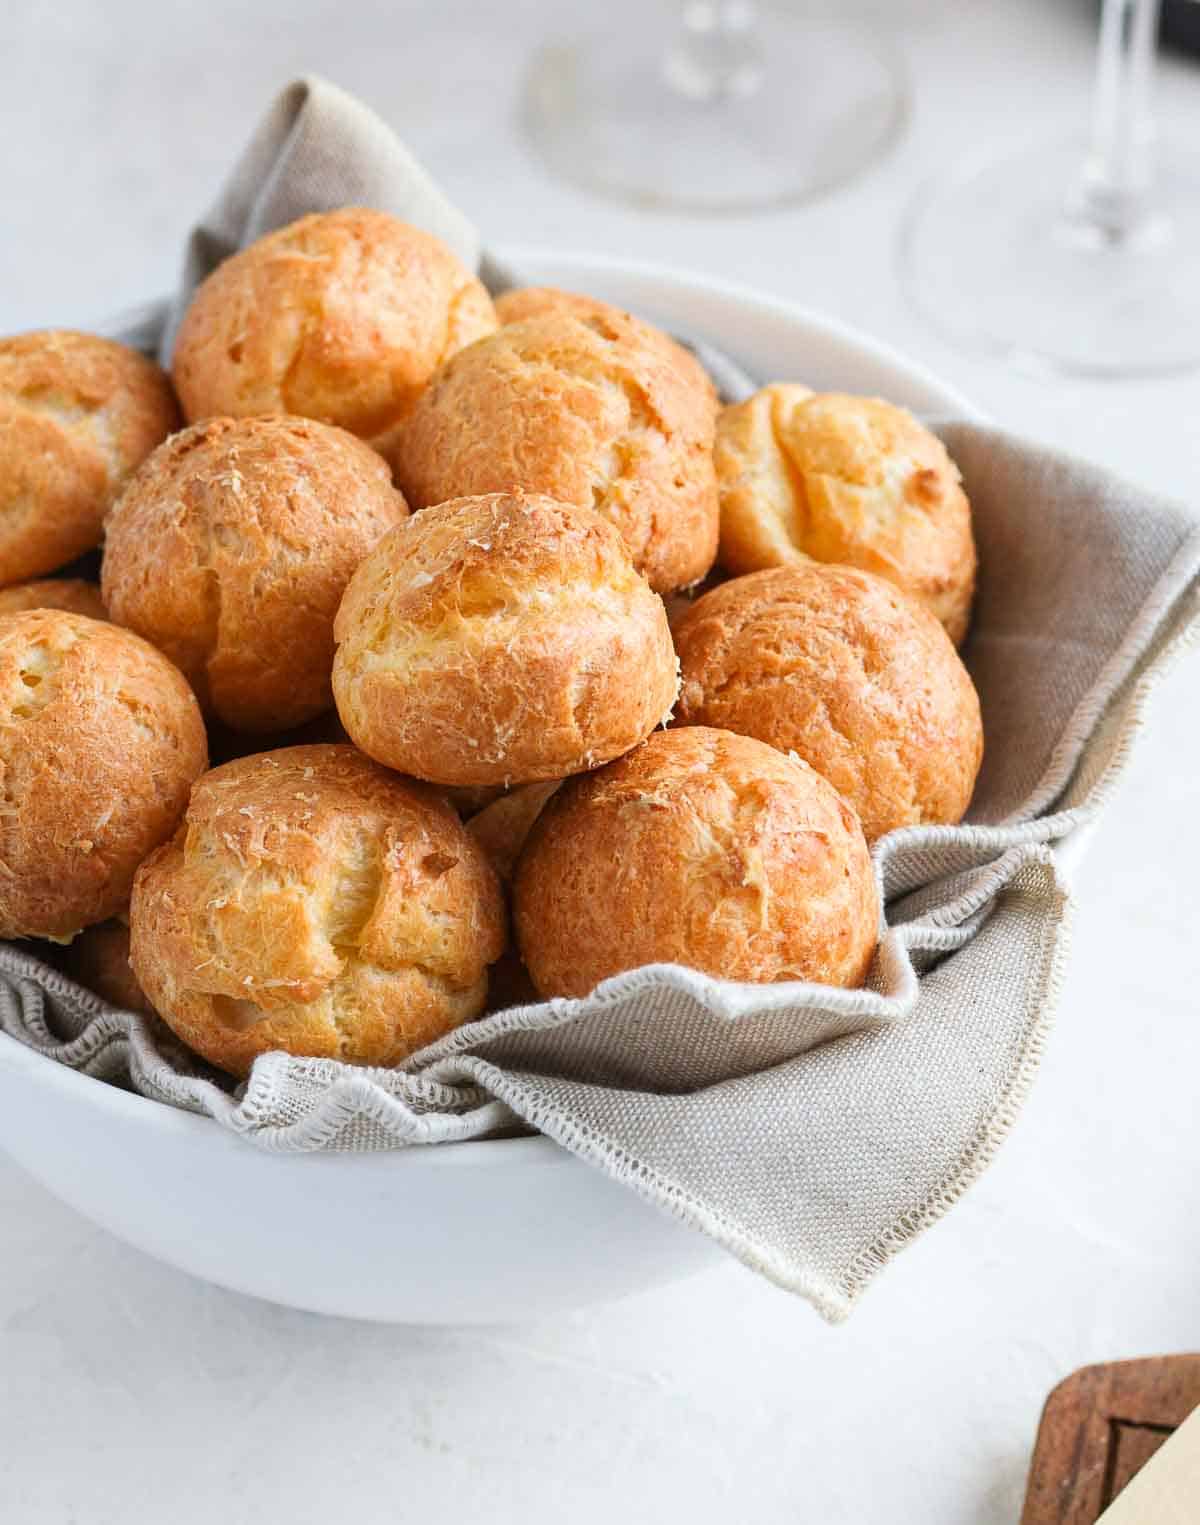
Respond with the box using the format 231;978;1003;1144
1;77;1198;1320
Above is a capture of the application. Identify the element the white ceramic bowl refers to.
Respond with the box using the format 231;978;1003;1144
0;251;981;1324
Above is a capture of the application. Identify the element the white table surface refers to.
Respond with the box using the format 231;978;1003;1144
3;1;1199;1520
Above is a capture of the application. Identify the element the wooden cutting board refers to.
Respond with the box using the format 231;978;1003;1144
1021;1355;1200;1522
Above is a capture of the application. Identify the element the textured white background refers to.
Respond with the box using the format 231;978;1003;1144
2;1;1200;1520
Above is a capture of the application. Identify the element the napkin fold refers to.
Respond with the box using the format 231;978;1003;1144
2;77;1198;1320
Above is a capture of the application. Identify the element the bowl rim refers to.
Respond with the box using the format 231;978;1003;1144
502;244;985;421
2;248;983;1169
0;1032;562;1168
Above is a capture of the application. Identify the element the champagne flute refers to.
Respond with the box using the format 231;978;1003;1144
524;1;908;214
900;0;1200;377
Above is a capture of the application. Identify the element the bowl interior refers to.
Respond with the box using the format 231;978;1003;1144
2;251;981;1163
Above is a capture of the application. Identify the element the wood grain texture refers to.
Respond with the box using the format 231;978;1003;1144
1021;1356;1200;1523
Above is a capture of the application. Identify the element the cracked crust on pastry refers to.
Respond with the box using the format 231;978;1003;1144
494;286;718;416
0;610;207;940
130;744;506;1077
102;414;408;732
513;726;878;997
715;386;976;643
388;312;718;594
673;563;983;842
171;209;496;456
0;330;180;585
332;491;679;787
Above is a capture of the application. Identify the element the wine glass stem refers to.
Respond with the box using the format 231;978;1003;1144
1075;0;1162;238
662;1;765;103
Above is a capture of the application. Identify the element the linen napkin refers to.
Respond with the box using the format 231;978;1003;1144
1;77;1197;1321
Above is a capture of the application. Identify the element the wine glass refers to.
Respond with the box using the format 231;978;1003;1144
523;1;908;214
900;0;1200;377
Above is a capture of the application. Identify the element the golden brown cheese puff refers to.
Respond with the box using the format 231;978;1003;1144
0;611;207;941
171;209;496;459
333;492;679;788
102;415;409;733
466;781;562;884
0;331;179;586
390;312;719;594
715;386;977;644
59;918;155;1016
129;745;505;1078
514;727;878;998
494;286;718;415
0;578;106;620
674;564;983;843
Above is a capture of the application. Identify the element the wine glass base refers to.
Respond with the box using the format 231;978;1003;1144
900;137;1200;378
523;15;907;215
